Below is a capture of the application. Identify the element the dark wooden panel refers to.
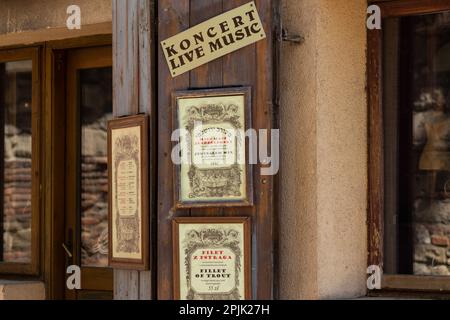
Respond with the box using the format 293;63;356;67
254;0;278;299
189;0;223;220
157;0;279;300
222;0;256;222
367;28;384;268
82;267;114;291
157;0;190;300
189;0;223;89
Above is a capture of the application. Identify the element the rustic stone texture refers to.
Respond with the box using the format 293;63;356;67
431;265;450;276
414;244;447;264
414;199;450;223
2;133;32;263
82;127;108;157
80;124;110;267
413;199;450;275
415;224;431;244
431;235;449;247
413;263;431;275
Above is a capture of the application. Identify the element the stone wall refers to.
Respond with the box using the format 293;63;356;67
414;198;450;276
2;128;32;263
80;120;111;267
80;154;109;267
411;91;450;276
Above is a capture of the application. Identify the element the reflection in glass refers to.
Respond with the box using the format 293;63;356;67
384;12;450;276
80;67;112;267
0;60;33;263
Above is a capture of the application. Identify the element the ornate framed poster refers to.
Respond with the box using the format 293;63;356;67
173;87;253;208
107;115;149;270
172;217;251;300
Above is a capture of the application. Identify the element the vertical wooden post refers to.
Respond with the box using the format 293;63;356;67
112;0;155;300
157;0;189;300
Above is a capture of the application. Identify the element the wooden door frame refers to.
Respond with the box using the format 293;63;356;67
65;45;113;299
43;35;112;300
368;0;450;295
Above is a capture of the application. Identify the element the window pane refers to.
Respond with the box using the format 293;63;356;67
0;60;33;264
80;67;112;267
384;12;450;275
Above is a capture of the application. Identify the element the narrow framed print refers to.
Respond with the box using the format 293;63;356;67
172;217;251;300
108;115;149;270
173;87;253;208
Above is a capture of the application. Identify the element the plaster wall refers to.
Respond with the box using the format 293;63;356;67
279;0;368;299
0;0;112;46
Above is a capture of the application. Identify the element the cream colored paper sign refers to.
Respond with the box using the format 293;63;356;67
161;1;266;77
111;126;142;260
178;94;246;203
178;223;245;300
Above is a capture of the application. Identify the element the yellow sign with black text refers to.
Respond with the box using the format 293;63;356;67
161;1;266;77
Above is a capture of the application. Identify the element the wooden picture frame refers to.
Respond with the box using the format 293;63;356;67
172;87;253;208
108;115;149;270
172;217;251;300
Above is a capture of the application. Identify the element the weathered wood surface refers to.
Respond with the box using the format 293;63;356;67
112;0;155;300
113;0;279;300
157;0;279;300
157;0;189;300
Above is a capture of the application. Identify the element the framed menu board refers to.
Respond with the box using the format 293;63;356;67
172;217;251;300
108;115;149;270
172;87;253;208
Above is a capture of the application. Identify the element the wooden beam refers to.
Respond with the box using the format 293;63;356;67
112;0;155;300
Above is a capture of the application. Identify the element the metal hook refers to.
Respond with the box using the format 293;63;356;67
282;28;304;44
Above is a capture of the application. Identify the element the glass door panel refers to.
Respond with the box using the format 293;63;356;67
80;67;112;268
